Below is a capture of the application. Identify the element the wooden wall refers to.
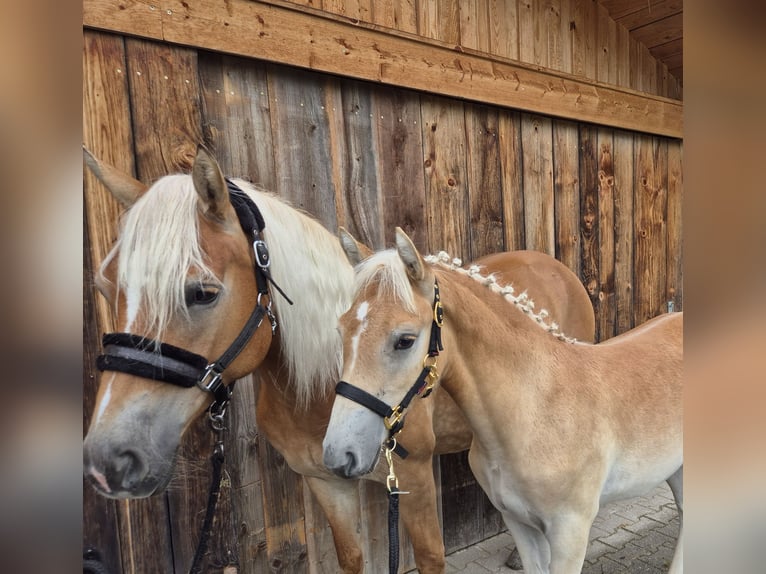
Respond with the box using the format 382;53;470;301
282;0;682;100
83;2;682;572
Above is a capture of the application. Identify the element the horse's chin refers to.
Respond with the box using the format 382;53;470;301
86;470;173;499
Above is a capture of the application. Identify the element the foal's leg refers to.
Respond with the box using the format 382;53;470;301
503;517;550;574
666;466;683;574
545;506;598;574
304;475;365;574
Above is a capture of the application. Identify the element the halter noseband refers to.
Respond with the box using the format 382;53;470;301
96;179;291;415
335;280;444;458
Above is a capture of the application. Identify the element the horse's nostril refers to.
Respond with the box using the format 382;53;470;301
115;449;146;490
342;451;357;478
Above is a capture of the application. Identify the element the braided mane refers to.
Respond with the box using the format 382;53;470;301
424;252;578;344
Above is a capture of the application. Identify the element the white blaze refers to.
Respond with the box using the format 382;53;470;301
346;301;369;374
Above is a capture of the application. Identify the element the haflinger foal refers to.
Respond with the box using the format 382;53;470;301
323;228;683;574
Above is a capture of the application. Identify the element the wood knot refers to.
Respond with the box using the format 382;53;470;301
447;177;456;187
175;146;196;172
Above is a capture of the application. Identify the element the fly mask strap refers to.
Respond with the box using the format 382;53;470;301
97;179;291;413
335;280;444;457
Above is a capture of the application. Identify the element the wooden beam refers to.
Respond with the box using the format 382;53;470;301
83;0;682;138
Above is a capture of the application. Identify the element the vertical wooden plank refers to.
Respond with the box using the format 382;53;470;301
371;0;395;28
459;0;479;50
641;43;658;95
553;119;581;277
125;38;203;179
520;114;555;255
83;209;124;574
629;36;641;92
579;124;600;318
268;66;340;230
488;0;519;60
571;0;596;79
557;0;572;74
82;31;132;334
198;52;277;190
394;0;417;33
374;88;428;250
335;80;385;249
219;376;271;574
420;95;470;258
545;0;564;73
197;54;278;574
465;103;504;259
257;426;310;572
666;140;683;312
616;21;631;90
518;0;540;67
439;0;461;44
123;37;210;574
498;110;524;251
633;135;668;325
596;2;617;85
612;130;634;334
596;128;616;340
419;0;440;40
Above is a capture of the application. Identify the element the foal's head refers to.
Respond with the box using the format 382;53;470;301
83;146;273;498
323;228;439;478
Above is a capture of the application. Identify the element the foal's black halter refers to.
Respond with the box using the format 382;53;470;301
334;280;444;457
96;179;290;416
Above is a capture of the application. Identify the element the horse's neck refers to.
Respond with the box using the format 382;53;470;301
436;270;562;431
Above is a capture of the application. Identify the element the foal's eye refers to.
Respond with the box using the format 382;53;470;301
185;286;220;307
394;335;416;350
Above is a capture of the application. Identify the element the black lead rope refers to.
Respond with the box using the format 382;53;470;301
189;438;225;574
334;280;444;574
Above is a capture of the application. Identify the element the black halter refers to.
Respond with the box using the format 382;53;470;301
335;280;444;458
96;179;291;415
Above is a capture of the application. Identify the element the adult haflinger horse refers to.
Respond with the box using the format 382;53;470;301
324;228;683;574
83;145;595;573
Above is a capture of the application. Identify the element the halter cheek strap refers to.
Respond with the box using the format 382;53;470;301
335;280;444;458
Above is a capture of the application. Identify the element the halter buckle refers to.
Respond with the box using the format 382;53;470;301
433;300;444;327
384;405;404;431
254;238;271;269
198;364;224;394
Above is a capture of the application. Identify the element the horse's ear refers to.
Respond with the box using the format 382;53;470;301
192;145;236;224
83;145;147;207
339;227;373;266
394;227;427;284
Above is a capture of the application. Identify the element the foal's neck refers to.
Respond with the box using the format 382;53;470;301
435;269;562;424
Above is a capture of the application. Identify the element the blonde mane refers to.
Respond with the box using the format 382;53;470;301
354;249;576;343
100;174;354;407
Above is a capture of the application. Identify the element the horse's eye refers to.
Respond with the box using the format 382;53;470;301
186;286;220;307
394;335;416;351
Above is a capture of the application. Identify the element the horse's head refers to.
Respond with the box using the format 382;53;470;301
323;228;441;478
83;146;274;498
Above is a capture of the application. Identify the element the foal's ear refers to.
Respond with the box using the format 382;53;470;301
394;227;427;283
339;227;373;266
192;145;236;224
83;145;147;207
